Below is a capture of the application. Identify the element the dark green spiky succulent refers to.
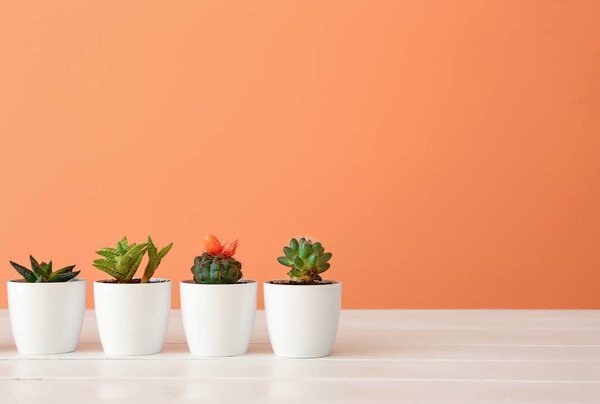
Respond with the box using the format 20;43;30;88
191;234;242;284
93;236;148;283
277;237;332;284
10;256;80;282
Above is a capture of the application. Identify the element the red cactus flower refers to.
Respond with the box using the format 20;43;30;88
204;234;222;256
221;239;239;257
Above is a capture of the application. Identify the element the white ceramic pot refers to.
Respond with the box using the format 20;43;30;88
7;278;86;354
180;280;257;356
264;280;342;358
94;279;171;355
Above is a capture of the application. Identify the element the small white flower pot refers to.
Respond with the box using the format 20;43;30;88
94;279;171;355
180;280;257;356
7;278;86;354
264;280;342;358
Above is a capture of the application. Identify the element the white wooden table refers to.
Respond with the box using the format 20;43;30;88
0;310;599;403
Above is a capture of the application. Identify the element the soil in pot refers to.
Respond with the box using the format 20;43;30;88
96;278;169;284
268;280;335;285
181;279;254;285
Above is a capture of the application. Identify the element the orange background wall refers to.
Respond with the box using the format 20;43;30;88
1;1;599;309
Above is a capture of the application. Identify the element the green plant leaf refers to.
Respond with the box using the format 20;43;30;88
316;252;332;265
50;271;80;282
42;261;53;278
283;246;295;260
158;242;173;259
306;253;317;268
125;252;145;281
53;265;76;276
93;258;110;267
10;261;36;282
94;264;121;280
293;256;304;269
298;241;310;259
30;256;42;277
289;238;299;251
95;248;116;258
311;242;322;254
116;237;128;254
147;238;158;260
277;256;293;267
125;243;147;258
317;263;330;273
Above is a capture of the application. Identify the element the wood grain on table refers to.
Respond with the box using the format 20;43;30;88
0;310;599;403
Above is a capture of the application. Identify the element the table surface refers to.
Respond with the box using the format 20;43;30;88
0;309;599;403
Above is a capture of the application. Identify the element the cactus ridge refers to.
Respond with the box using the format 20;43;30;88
191;252;242;284
277;237;332;284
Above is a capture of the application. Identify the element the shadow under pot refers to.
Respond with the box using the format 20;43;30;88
180;279;257;356
7;278;86;354
93;279;171;355
264;280;342;358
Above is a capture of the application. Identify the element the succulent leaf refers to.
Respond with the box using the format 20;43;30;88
290;238;299;251
95;248;116;258
158;243;173;259
317;263;330;273
283;246;295;260
311;242;322;254
116;237;128;255
298;240;310;258
43;261;52;278
10;261;37;282
50;271;80;282
141;237;173;283
287;269;301;277
316;252;332;265
277;256;293;267
53;265;76;276
306;253;317;268
30;256;42;276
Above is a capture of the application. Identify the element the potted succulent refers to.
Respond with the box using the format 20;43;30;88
180;234;257;356
8;257;85;354
93;236;173;355
264;237;341;358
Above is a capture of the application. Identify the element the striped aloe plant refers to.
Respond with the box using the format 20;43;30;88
10;256;80;282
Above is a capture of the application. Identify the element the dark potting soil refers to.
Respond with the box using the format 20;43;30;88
268;280;334;286
97;278;170;284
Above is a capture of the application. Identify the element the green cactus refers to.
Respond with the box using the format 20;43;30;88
10;256;80;283
93;236;148;283
191;253;242;284
141;236;173;283
191;234;242;284
277;237;332;283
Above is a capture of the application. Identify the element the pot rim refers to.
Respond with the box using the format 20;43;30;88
181;279;256;286
94;278;171;285
8;278;86;285
264;279;341;286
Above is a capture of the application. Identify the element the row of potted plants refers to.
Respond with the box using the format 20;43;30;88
7;235;341;358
